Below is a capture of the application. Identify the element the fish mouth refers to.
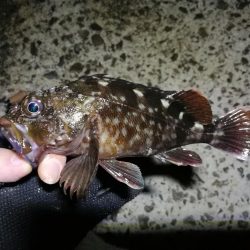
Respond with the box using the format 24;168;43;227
0;117;39;164
0;117;23;154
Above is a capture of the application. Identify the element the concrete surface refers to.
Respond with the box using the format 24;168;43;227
0;0;250;248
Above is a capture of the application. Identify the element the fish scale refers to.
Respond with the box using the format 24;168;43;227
0;74;249;198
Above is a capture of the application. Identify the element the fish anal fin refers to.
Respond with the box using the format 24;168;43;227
173;90;212;124
153;147;202;167
99;160;144;189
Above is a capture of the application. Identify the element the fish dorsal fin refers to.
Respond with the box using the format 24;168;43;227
172;90;212;124
99;160;144;189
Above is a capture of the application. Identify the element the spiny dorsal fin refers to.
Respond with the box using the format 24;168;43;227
173;90;212;124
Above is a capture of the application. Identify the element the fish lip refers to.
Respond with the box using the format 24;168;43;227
0;123;23;154
0;118;39;164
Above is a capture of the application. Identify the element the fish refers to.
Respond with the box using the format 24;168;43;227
0;74;249;198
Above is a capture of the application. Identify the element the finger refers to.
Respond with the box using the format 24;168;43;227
38;154;66;184
0;148;32;182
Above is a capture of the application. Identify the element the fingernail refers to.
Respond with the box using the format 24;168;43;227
40;158;62;184
10;154;32;174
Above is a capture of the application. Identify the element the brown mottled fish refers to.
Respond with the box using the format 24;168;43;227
0;74;250;198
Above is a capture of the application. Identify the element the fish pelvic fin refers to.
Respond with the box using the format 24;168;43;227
209;107;250;160
99;160;144;190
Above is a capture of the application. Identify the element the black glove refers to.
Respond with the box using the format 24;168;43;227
0;138;140;250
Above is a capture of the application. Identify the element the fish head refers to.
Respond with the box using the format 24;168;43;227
0;86;81;164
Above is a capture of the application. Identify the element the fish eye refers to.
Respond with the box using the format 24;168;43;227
26;99;43;117
28;102;39;113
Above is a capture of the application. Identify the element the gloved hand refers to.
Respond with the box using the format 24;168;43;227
0;137;140;250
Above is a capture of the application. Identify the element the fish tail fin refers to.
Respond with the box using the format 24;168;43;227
209;107;250;160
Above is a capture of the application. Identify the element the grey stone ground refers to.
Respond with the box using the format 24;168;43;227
1;0;250;248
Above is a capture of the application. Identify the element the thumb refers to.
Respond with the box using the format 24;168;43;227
0;148;32;182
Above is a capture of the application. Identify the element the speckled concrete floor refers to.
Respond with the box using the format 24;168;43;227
0;0;250;247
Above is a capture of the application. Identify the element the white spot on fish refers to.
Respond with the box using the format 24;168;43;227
130;132;140;145
113;117;119;125
138;103;145;110
111;94;119;101
129;134;141;146
99;130;109;144
149;120;155;126
161;99;169;109
144;128;153;136
133;89;144;97
191;122;204;132
91;91;101;96
141;114;146;122
135;134;141;141
179;112;184;120
117;106;122;112
170;133;177;140
114;130;120;140
120;96;126;102
132;112;138;117
157;123;162;130
148;130;153;136
146;138;152;146
148;108;154;113
98;80;109;87
105;117;111;124
83;97;95;106
124;117;129;124
78;94;83;98
162;134;168;141
135;124;140;131
121;127;127;137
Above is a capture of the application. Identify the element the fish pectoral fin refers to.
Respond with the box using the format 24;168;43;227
99;160;144;190
153;147;202;167
59;154;98;199
59;133;99;199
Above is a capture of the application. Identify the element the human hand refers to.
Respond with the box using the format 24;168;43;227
0;148;66;184
0;147;141;250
